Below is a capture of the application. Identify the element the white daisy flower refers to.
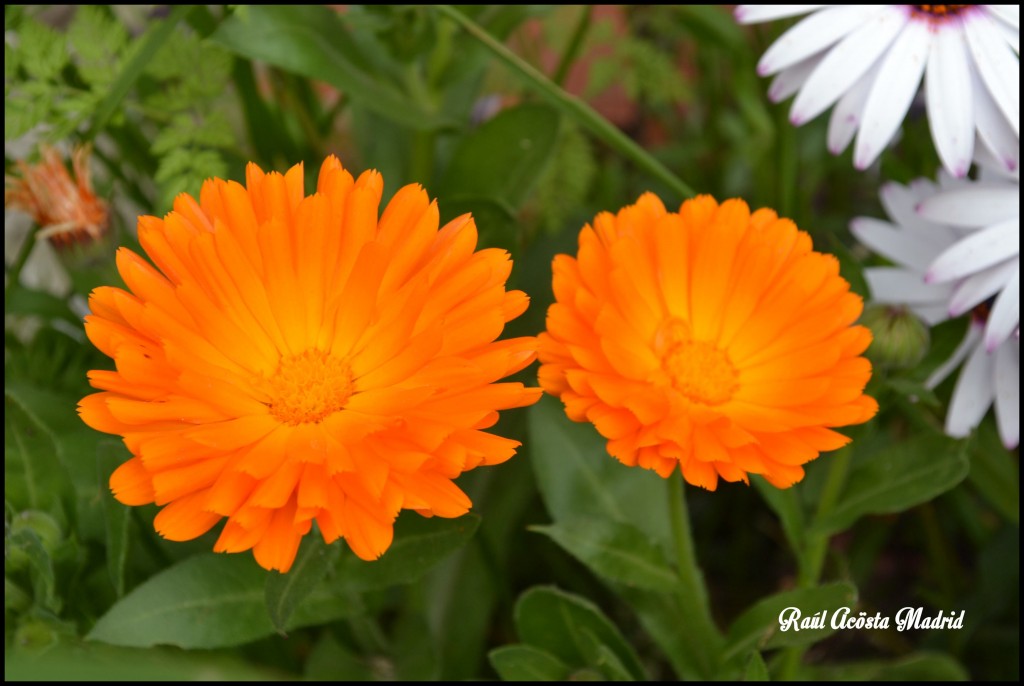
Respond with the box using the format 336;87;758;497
736;5;1020;176
852;165;1020;447
925;320;1019;448
852;164;1019;350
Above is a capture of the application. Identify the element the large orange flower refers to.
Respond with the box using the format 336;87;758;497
80;156;541;572
538;194;877;490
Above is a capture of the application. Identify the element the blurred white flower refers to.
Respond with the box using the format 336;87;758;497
852;165;1019;350
925;320;1019;448
736;5;1020;176
852;163;1020;447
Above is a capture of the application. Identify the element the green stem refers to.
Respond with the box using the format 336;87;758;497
552;6;593;87
780;445;854;680
404;63;436;185
669;471;722;678
85;5;196;139
776;109;797;219
435;5;696;201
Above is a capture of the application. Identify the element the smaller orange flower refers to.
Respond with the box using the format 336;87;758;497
538;194;877;490
5;145;108;249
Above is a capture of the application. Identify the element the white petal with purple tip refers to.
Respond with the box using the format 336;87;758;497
926;219;1018;283
964;12;1020;135
735;5;825;24
789;6;907;126
926;23;974;178
757;5;881;75
985;266;1020;350
945;334;996;437
948;258;1020;316
917;186;1019;228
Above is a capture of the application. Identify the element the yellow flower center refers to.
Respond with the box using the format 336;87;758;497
267;350;353;425
655;318;738;406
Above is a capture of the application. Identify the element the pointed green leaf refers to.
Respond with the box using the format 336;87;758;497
811;433;969;536
514;586;646;680
724;582;857;660
532;519;677;592
743;651;770;681
527;395;673;554
489;645;570;681
336;513;480;591
265;537;341;632
440;103;561;210
87;553;355;648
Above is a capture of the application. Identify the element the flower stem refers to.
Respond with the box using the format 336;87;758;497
780;445;854;679
552;6;593;87
435;5;696;201
669;471;721;678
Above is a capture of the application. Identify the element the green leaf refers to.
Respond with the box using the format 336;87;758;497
440;103;561;210
87;553;354;648
18;18;68;81
68;6;128;88
753;476;805;552
743;651;770;681
724;582;858;660
211;6;451;131
532;519;677;592
438;196;516;251
806;651;969;681
5;642;282;681
514;586;647;680
97;440;132;597
489;645;571;681
811;433;969;536
7;527;59;613
4;393;74;522
305;632;376;681
335;513;479;591
264;537;341;632
527;395;673;554
968;422;1019;524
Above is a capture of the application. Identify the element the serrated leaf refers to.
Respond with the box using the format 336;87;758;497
264;537;341;632
532;519;677;592
724;582;858;659
87;553;355;649
811;433;969;536
68;6;128;88
441;103;561;211
514;586;646;680
335;513;480;591
489;645;570;681
18;18;68;81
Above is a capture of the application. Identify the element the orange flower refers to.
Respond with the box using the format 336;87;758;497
5;145;108;248
79;156;541;572
538;194;877;490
